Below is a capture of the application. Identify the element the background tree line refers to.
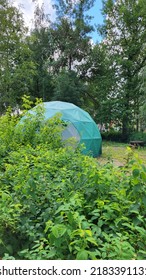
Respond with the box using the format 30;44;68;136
0;0;146;141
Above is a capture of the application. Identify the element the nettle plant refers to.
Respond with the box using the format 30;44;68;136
0;96;146;260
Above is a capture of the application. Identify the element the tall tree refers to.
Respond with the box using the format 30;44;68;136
27;1;54;101
48;0;95;73
52;69;85;106
80;42;117;126
0;0;35;112
101;0;146;139
139;65;146;130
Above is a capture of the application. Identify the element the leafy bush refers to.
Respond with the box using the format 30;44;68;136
101;130;123;142
129;131;146;142
0;99;146;260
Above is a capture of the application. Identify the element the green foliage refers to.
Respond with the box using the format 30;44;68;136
0;107;18;156
139;103;146;131
81;43;116;125
100;0;146;139
0;99;146;260
0;0;36;112
27;27;54;101
49;0;94;72
101;131;123;142
129;132;146;142
52;70;85;106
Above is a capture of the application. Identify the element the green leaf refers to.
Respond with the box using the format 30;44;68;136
132;169;140;177
85;229;92;237
44;220;53;233
86;237;98;246
47;249;56;259
142;195;146;207
6;245;13;255
141;171;146;181
76;250;88;260
129;203;140;214
1;192;10;201
67;212;74;223
138;250;146;256
52;224;67;238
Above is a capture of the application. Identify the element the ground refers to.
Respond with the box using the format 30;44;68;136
98;141;146;166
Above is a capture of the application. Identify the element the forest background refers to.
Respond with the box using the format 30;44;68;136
1;0;146;142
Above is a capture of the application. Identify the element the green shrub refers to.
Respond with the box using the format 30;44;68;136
101;130;123;142
129;132;146;142
0;100;146;260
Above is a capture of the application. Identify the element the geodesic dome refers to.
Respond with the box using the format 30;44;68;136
27;101;102;157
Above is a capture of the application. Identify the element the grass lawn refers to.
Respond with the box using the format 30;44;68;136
98;141;146;166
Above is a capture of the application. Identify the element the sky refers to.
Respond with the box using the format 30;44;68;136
87;0;104;42
13;0;104;42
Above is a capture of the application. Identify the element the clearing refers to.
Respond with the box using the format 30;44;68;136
98;141;146;166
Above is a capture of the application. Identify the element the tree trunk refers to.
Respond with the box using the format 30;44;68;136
122;115;129;142
68;55;72;71
122;91;130;142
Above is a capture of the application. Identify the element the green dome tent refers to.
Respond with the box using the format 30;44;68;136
26;101;102;157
